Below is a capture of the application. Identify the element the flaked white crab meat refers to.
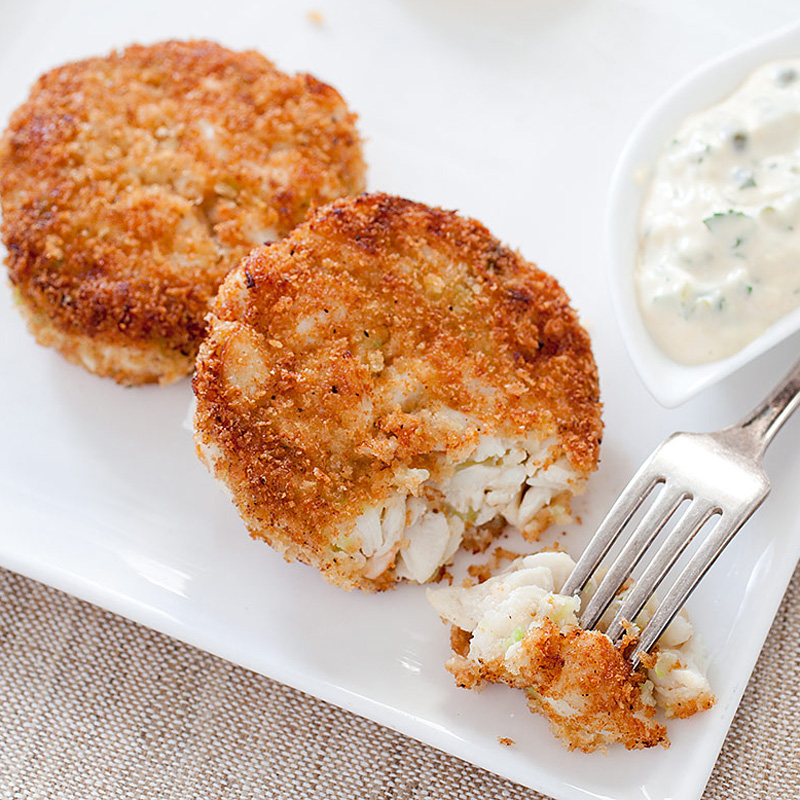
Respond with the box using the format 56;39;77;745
352;434;579;584
427;551;715;749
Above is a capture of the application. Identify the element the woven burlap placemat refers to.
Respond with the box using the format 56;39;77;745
0;564;797;799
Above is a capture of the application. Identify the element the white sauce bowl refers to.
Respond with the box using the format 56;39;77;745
607;20;800;407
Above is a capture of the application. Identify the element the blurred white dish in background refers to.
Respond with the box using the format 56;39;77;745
607;22;800;407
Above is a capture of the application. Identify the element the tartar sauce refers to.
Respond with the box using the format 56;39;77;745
636;59;800;364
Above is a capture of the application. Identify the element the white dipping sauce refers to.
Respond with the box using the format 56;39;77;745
636;59;800;364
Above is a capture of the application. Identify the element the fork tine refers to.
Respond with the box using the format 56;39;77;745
630;494;768;667
578;482;689;631
560;467;662;599
604;500;719;642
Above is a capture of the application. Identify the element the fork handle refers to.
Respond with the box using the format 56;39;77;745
735;356;800;454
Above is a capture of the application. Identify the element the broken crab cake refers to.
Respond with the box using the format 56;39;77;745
427;551;715;752
192;193;602;590
0;39;365;385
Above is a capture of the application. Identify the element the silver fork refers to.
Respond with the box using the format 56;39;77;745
561;356;800;669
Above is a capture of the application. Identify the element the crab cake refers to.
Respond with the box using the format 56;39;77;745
0;40;365;385
427;551;714;752
193;193;602;591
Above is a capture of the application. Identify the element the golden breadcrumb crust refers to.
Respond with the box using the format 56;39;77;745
636;650;716;720
667;692;715;719
447;621;668;752
0;39;365;384
193;193;602;589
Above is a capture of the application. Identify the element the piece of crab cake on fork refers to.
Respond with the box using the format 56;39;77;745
427;551;715;752
0;39;365;385
192;193;602;590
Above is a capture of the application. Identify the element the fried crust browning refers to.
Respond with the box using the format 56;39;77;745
0;39;365;384
193;193;602;589
446;619;669;752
